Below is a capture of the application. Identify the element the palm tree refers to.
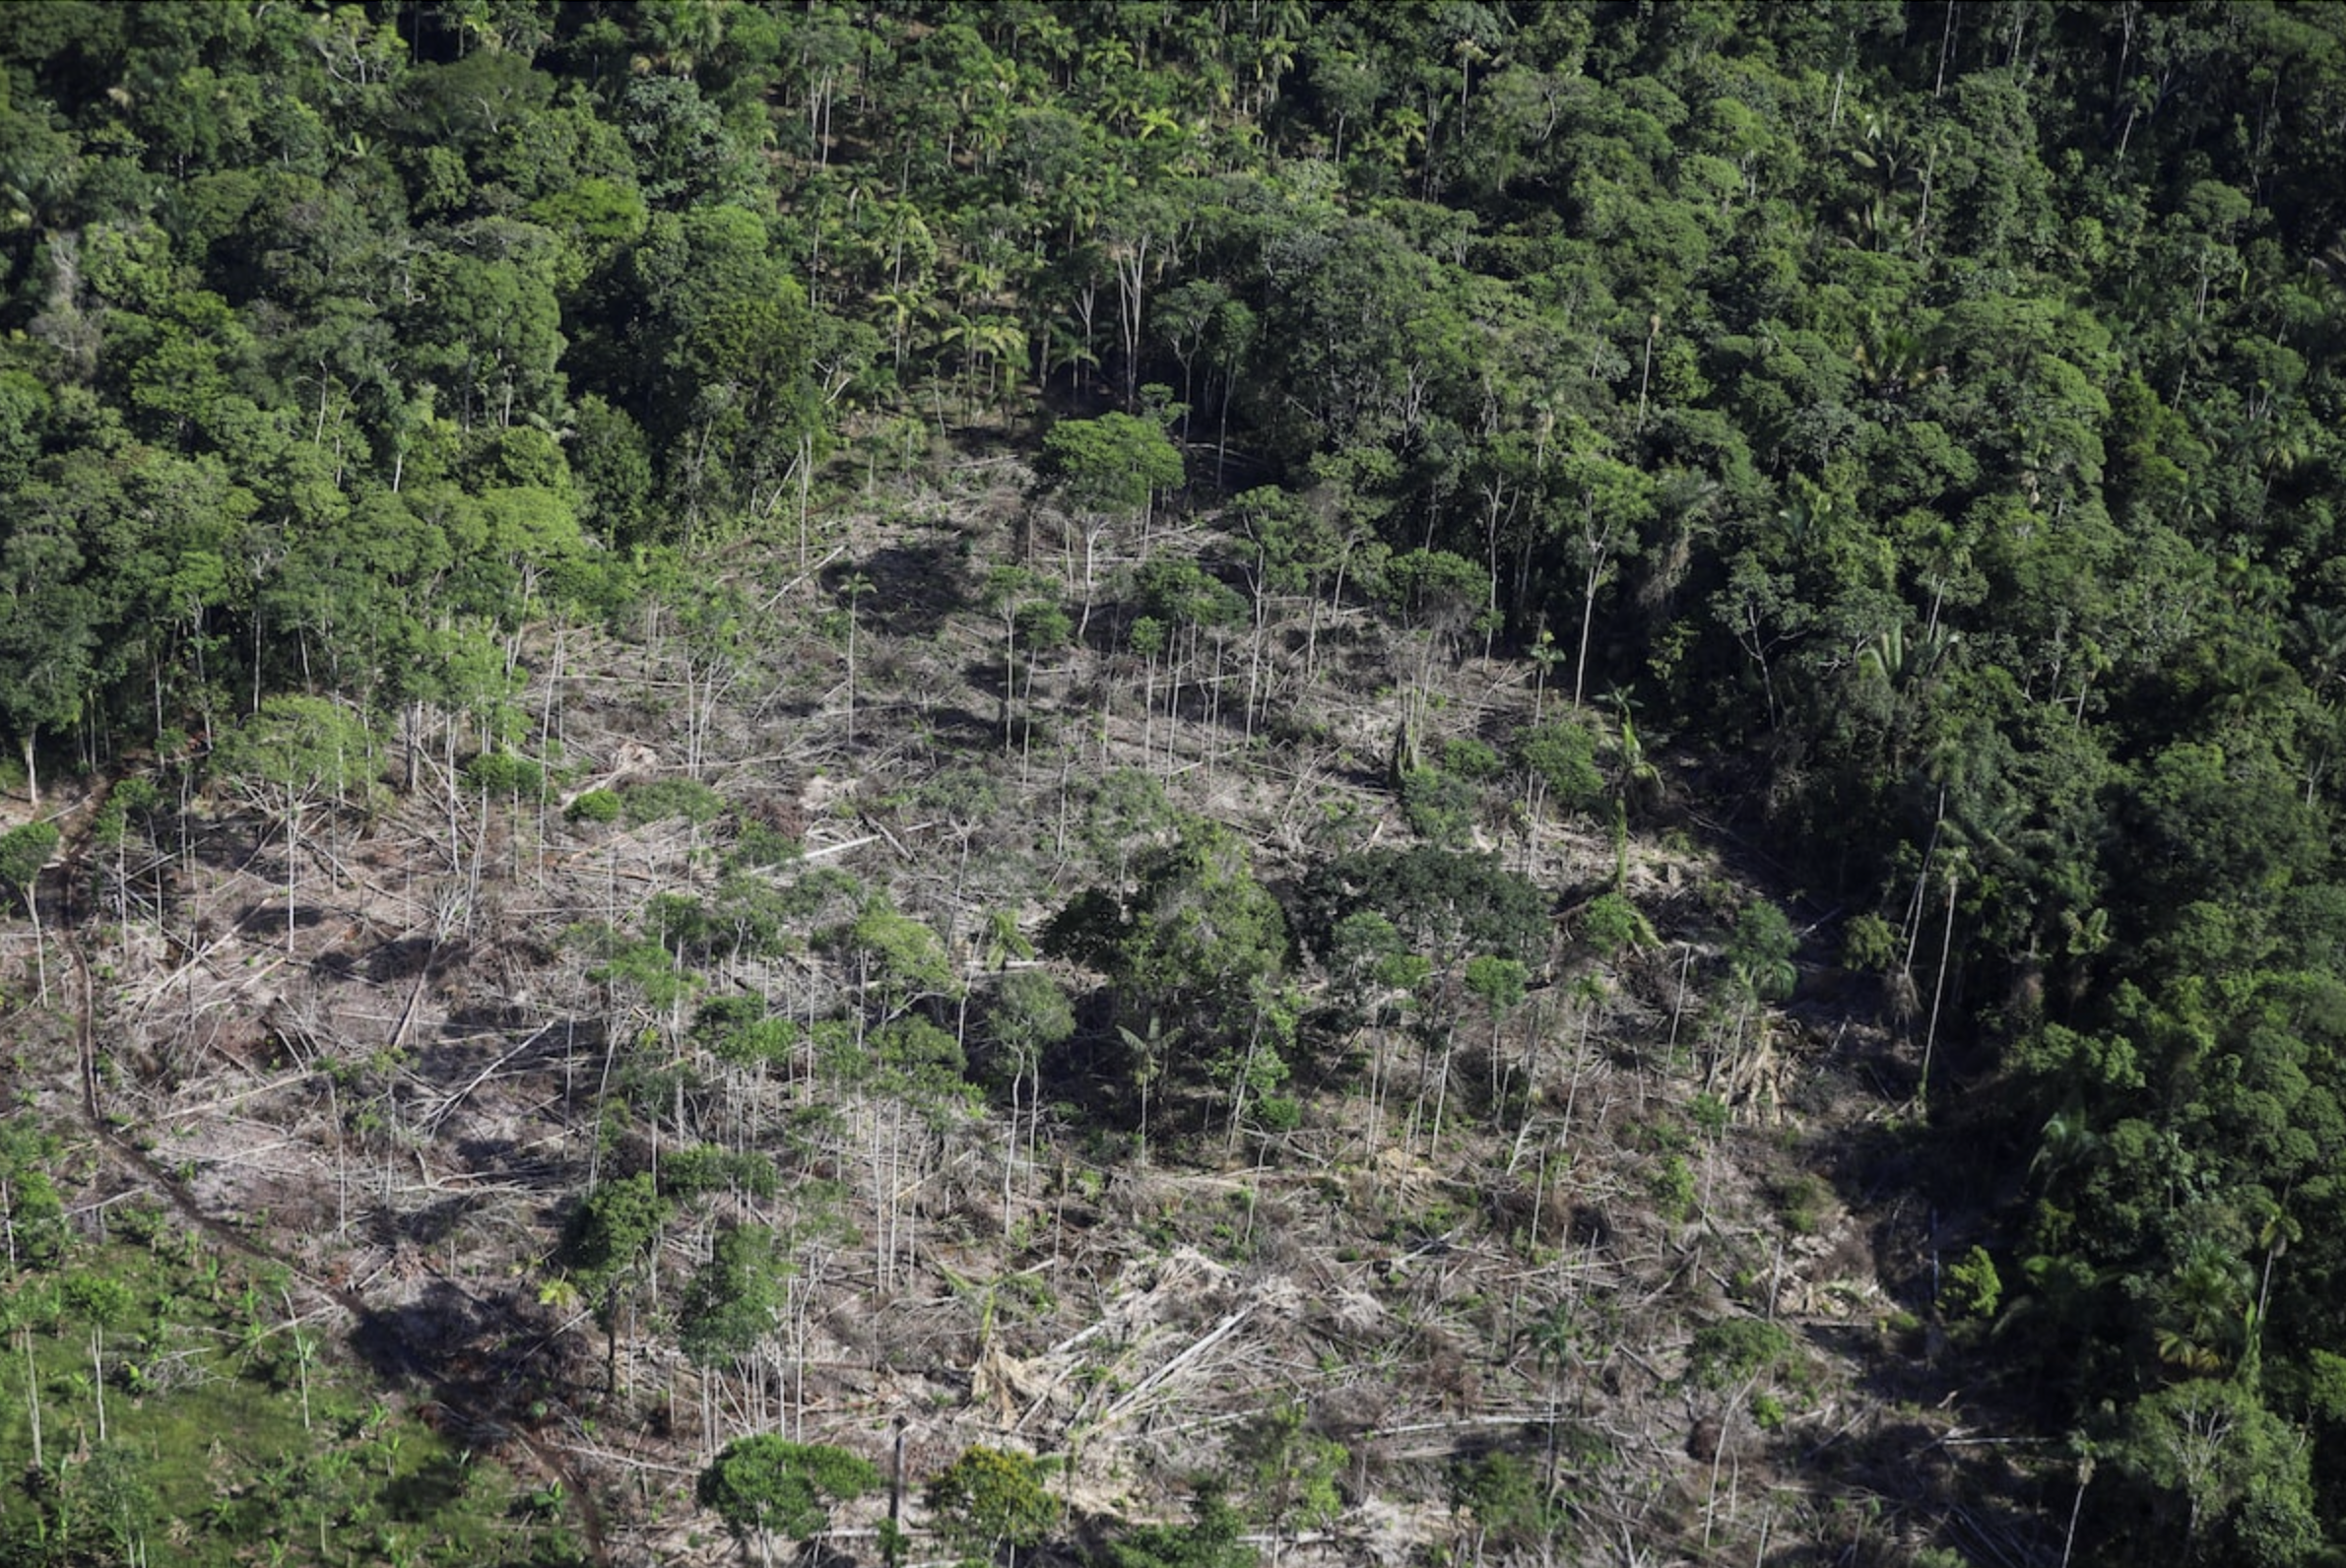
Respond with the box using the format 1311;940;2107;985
1116;1014;1180;1165
870;285;930;374
1526;1301;1581;1498
2156;1243;2250;1374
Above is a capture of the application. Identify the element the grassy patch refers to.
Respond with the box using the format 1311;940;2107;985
0;1238;572;1566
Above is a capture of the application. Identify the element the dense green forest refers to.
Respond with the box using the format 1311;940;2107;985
5;2;2346;1564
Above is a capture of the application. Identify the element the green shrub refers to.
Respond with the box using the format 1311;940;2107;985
1449;1451;1559;1552
1689;1091;1729;1139
730;818;801;868
1938;1245;2002;1319
1516;719;1605;816
697;1437;879;1546
926;1446;1061;1556
1683;1317;1795;1390
1580;891;1657;955
693;998;798;1066
1442;737;1504;781
1401;765;1479;848
1841;910;1899;972
566;789;621;823
462;751;546;800
659;1144;779;1201
1292;845;1550;966
1776;1172;1832;1236
1101;1487;1256;1568
1233;1403;1346;1531
619;777;725;825
1727;899;1799;1000
1651;1153;1697;1222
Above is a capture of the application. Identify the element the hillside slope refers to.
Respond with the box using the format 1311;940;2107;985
9;466;1996;1566
6;4;2346;1563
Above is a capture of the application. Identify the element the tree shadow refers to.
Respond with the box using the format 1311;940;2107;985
236;900;329;937
348;1276;583;1440
310;948;361;981
820;540;974;641
380;1448;476;1522
406;1010;586;1089
1035;985;1139;1134
366;935;443;983
896;700;1002;752
371;1192;475;1249
1762;1399;2063;1568
452;1133;580;1190
181;815;267;876
441;999;538;1034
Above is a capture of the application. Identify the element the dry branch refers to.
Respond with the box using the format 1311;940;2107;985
418;1021;557;1137
1091;1302;1255;1432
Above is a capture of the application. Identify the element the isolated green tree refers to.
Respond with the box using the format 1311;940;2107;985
1726;898;1799;1003
210;694;372;949
2102;1377;2319;1566
0;821;60;1004
989;968;1075;1225
698;1436;879;1567
835;895;959;1025
1102;1486;1258;1568
1041;413;1183;636
562;1173;671;1396
926;1445;1061;1567
677;1222;784;1372
1046;819;1288;1138
1516;719;1605;822
61;1273;133;1445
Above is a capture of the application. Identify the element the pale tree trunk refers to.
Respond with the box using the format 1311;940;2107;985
1115;234;1150;410
19;880;47;1009
1429;1017;1459;1150
23;1324;41;1471
1920;871;1959;1111
285;789;302;951
1575;520;1614;709
90;1324;105;1443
